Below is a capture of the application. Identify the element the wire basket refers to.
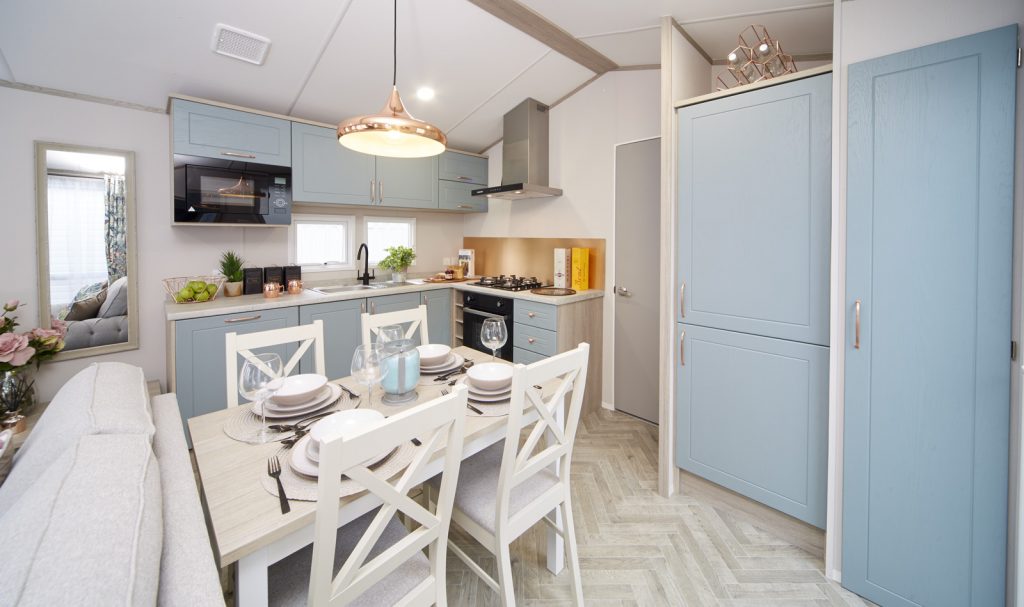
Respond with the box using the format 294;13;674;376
162;275;226;304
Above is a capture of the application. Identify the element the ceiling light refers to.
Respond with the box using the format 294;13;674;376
416;87;435;101
337;0;446;158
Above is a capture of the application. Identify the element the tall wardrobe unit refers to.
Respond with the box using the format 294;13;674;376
675;73;832;527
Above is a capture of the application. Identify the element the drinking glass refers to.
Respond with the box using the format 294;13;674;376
480;318;508;361
239;353;284;444
351;343;390;407
378;324;404;344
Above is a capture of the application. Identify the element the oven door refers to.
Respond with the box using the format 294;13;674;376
463;307;514;362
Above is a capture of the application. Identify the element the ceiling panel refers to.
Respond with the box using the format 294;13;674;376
686;6;833;60
290;0;552;137
581;28;661;67
445;52;594;153
0;0;349;113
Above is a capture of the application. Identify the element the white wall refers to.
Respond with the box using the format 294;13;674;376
826;0;1024;588
0;85;465;401
464;69;661;407
709;59;831;92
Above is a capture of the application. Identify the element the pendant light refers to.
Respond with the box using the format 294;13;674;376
337;0;447;158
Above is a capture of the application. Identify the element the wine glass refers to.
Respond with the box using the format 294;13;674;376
378;324;404;344
351;343;390;408
480;318;508;361
239;353;284;444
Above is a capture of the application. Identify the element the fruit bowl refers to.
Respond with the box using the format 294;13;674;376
163;275;226;304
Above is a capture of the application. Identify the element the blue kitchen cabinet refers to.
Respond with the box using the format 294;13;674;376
171;98;292;166
367;292;424;342
675;323;828;527
422;289;452;346
512;300;558;363
298;299;366;380
438;180;488;213
376;156;438;209
173;306;298;441
291;122;375;205
438;150;487;184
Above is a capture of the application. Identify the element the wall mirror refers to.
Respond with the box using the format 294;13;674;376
35;142;139;360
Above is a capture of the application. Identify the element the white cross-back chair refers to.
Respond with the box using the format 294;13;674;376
360;304;429;346
433;343;590;606
266;385;469;606
224;319;326;408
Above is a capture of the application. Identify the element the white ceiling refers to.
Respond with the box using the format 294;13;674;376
0;0;832;153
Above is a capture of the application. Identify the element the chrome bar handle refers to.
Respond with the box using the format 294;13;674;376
378;180;383;204
680;329;686;366
854;300;861;350
370;179;375;203
360;302;366;314
457;204;473;209
221;151;256;159
680;282;686;318
224;314;261;324
456;176;472;181
371;302;377;314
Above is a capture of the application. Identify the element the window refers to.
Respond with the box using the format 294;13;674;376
47;175;108;306
365;217;416;266
289;214;356;271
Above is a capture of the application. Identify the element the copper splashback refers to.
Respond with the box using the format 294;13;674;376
462;237;605;290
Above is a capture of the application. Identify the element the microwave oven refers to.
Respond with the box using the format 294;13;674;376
173;154;291;225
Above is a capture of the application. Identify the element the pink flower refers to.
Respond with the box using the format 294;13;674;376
3;300;19;312
0;333;34;367
50;319;68;339
30;327;64;350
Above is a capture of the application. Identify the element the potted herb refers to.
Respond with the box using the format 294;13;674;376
377;246;416;283
219;250;245;297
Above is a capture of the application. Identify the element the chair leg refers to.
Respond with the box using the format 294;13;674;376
496;540;517;607
560;499;584;606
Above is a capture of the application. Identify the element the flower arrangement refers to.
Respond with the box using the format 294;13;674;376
0;300;67;417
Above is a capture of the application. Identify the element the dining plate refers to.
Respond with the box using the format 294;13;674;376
306;410;385;462
419;352;457;370
270;373;328;406
417;344;452;367
291;434;397;477
458;376;512;397
419;353;465;375
468;391;512;404
252;383;342;418
466;362;513;390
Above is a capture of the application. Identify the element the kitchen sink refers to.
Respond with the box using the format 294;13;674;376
312;282;414;294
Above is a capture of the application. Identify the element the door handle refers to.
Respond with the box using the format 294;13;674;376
360;302;366;313
457;204;473;209
679;329;685;366
615;286;633;297
854;300;861;349
221;151;256;159
456;176;472;181
527;337;536;344
680;282;685;318
371;302;377;314
527;311;536;318
378;180;383;204
370;179;375;203
224;314;261;323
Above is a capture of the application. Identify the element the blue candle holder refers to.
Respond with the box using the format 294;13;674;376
380;338;420;404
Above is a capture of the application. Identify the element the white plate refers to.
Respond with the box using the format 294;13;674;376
468;391;512;404
419;353;465;375
417;344;452;367
456;377;511;398
252;383;341;419
466;362;513;390
291;434;396;476
266;384;331;412
271;374;328;406
307;410;385;461
419;352;456;371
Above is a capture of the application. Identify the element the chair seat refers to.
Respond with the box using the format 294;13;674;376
268;508;429;607
431;440;560;535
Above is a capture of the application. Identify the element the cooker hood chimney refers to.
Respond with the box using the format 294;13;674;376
472;98;562;200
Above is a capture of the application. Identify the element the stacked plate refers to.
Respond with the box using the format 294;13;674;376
290;410;387;477
251;374;342;419
417;344;464;375
463;362;514;405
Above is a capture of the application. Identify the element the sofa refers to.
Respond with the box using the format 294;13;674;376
63;276;131;350
0;362;224;606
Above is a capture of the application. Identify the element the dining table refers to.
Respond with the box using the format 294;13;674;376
188;346;565;607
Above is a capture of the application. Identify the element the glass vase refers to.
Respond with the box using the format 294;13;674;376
0;368;36;417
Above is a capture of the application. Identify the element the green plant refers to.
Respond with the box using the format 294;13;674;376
219;250;245;282
377;246;416;272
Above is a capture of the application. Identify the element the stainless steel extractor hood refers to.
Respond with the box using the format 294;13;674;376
472;98;562;200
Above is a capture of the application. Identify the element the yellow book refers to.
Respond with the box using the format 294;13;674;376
571;247;589;291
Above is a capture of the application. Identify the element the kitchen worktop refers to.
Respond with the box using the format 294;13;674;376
164;280;603;321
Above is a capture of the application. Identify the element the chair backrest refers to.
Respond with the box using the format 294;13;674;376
360;304;430;346
496;343;590;525
224;319;326;408
307;385;468;607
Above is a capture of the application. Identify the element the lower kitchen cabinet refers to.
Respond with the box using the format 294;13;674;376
675;324;828;527
173;307;298;440
298;299;365;379
512;347;546;365
422;289;452;346
367;292;423;342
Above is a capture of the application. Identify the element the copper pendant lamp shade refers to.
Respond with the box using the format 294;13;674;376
336;0;447;158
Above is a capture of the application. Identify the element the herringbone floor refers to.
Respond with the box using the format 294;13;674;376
444;409;873;606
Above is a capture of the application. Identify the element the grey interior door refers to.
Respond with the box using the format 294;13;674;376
614;138;660;423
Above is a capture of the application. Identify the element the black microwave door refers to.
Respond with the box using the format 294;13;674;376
184;166;269;215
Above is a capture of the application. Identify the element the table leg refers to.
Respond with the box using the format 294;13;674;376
236;547;270;607
546;396;566;575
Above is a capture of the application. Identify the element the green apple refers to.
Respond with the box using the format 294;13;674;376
177;287;194;300
174;293;186;303
188;280;205;292
206;283;218;296
194;290;210;303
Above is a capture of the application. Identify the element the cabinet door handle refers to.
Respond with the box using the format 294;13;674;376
456;176;472;181
527;312;536;318
528;337;536;344
360;302;366;313
221;151;256;159
370;179;375;203
680;329;686;366
457;204;472;209
224;314;261;324
680;282;685;318
371;302;377;314
378;180;383;204
854;300;861;350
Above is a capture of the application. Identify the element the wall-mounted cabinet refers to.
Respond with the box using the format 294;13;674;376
171;99;292;166
437;151;488;213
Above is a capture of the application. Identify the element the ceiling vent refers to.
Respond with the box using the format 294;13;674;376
211;24;271;65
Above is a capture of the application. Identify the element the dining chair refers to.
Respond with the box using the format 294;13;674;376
431;343;590;606
360;304;430;346
224;319;326;408
266;385;469;607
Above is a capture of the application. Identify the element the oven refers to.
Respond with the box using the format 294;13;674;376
462;292;513;362
173;154;291;225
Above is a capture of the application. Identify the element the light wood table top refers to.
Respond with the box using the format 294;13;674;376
189;347;516;567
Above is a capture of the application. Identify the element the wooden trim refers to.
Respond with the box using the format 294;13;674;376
1;79;163;113
711;52;833;66
675;63;833;109
549;72;603;109
671;20;713;65
614;64;660;71
465;0;618;74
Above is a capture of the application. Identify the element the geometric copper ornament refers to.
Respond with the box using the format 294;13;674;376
716;25;798;91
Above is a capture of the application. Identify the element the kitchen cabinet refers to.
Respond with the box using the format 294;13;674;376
171;98;292;166
291;122;375;205
438;150;487;184
367;292;423;342
375;156;438;209
298;299;366;379
422;289;452;346
173;307;298;441
438;180;488;213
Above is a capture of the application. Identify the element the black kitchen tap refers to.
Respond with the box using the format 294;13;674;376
356;243;374;286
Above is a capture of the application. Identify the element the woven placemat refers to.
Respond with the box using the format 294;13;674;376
260;440;418;502
222;383;361;444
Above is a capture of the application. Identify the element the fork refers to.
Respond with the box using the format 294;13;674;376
444;388;483;415
267;456;290;514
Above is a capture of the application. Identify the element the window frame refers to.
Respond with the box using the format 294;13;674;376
288;213;357;272
364;216;417;268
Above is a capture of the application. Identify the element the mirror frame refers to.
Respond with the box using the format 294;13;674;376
35;141;140;361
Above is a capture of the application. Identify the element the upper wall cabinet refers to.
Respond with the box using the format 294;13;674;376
376;156;438;209
438;151;487;185
171;99;292;166
291;123;375;205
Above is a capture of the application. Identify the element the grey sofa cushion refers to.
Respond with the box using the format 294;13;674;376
0;362;154;514
98;275;129;318
63;314;130;349
151;393;225;607
0;433;163;606
64;286;107;321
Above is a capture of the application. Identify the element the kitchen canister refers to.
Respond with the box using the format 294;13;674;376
380;337;420;404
